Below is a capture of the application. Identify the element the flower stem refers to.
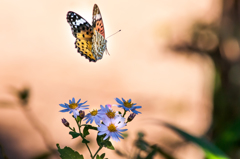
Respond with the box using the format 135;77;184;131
123;110;127;117
92;146;103;159
84;140;92;158
69;126;74;131
75;118;93;158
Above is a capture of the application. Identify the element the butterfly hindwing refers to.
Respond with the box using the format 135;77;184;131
75;26;97;61
92;30;107;61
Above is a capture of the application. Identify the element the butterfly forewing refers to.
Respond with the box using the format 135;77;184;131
92;4;105;38
67;11;96;61
67;11;91;37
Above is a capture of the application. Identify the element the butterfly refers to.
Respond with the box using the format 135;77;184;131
66;4;107;62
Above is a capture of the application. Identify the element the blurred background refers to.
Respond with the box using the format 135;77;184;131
0;0;239;158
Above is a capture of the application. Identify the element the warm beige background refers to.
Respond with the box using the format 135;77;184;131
0;0;221;158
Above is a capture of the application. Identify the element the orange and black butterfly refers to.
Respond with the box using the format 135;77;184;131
67;4;107;62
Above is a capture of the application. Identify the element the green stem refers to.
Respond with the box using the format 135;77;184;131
92;146;103;159
84;139;92;158
76;118;93;158
123;110;127;117
69;126;75;131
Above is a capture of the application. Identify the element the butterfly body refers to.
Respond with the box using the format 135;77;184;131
67;4;106;62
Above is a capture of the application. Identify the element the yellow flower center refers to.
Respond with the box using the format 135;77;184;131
90;109;98;116
124;101;133;108
108;123;117;132
106;110;116;119
69;103;78;109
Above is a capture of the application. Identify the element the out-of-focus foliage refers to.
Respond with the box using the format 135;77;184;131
163;123;229;159
116;132;175;159
116;123;229;159
0;100;14;108
116;1;240;158
214;119;240;153
0;144;8;159
1;86;58;159
169;0;240;158
33;152;51;159
11;86;31;106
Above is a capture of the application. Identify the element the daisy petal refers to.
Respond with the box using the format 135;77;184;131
59;98;89;118
59;109;69;112
59;104;68;108
115;98;123;104
72;97;75;103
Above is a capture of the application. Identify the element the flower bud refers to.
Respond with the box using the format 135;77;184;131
79;110;85;119
62;118;69;127
127;113;136;122
106;104;112;108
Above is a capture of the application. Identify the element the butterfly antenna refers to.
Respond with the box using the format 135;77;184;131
105;30;121;55
106;30;121;39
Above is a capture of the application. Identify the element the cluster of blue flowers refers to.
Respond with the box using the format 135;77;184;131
59;97;142;142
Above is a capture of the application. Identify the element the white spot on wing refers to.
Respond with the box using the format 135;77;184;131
95;14;101;20
75;18;86;25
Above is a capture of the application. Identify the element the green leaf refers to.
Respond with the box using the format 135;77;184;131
69;131;80;139
96;135;115;150
82;124;98;130
97;134;105;146
162;123;230;159
56;144;84;159
100;153;105;158
87;125;98;130
82;138;90;144
96;155;102;159
103;140;115;150
83;125;98;137
83;127;90;137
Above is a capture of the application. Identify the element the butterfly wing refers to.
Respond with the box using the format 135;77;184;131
66;11;97;62
92;30;107;60
91;4;107;61
92;4;105;38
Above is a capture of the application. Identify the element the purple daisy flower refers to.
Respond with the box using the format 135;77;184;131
98;116;127;142
59;97;89;118
115;98;142;114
